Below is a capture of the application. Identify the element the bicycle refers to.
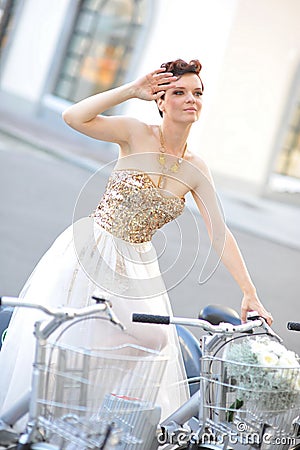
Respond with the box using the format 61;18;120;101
0;296;168;450
1;298;299;450
0;295;240;450
132;310;300;449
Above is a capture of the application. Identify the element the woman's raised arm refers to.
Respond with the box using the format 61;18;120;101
62;68;177;145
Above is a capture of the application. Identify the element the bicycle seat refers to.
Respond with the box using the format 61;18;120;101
0;307;13;350
199;304;241;325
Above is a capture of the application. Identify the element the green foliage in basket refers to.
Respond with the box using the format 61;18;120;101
225;336;300;412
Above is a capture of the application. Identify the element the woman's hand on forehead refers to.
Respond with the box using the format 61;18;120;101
132;68;178;101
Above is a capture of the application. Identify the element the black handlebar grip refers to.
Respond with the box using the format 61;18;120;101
132;313;170;325
287;322;300;332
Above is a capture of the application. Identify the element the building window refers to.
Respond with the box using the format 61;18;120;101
0;0;18;57
274;100;300;179
54;0;149;103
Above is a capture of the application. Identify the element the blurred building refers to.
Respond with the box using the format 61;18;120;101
0;0;300;203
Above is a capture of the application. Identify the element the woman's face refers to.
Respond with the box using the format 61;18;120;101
158;73;203;123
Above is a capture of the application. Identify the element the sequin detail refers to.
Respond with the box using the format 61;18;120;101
92;170;185;244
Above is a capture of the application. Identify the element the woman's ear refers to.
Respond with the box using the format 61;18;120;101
156;97;165;115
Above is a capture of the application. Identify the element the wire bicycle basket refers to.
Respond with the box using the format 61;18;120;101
200;335;300;446
34;316;168;449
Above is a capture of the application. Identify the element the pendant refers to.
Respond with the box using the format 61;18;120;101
158;154;166;165
158;175;166;189
170;163;179;173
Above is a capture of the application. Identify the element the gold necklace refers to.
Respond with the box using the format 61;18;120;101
158;126;187;189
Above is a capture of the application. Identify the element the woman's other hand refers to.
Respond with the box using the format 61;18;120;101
241;291;273;326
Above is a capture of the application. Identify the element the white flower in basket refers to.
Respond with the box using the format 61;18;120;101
225;336;300;414
256;349;279;366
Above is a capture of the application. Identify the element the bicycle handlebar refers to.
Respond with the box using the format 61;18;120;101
287;322;300;332
132;313;264;334
0;296;109;319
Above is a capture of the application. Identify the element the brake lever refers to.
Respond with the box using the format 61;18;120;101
247;312;282;342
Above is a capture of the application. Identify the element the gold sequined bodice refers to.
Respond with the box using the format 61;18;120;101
92;169;185;243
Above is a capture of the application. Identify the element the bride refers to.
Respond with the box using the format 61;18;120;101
0;58;273;427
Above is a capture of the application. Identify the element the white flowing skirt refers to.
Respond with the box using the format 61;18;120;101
0;217;189;428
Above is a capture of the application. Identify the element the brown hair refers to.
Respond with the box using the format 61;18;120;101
156;59;204;117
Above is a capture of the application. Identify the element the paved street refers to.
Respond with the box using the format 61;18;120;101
0;130;299;354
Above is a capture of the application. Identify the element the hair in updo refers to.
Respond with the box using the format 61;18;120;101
161;59;202;79
156;59;204;117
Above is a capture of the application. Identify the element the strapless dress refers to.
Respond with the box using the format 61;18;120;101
0;169;189;429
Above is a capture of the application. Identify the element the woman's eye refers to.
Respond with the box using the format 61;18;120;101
195;91;203;97
174;90;184;95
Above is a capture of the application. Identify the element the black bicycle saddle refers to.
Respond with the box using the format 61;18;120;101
199;304;241;326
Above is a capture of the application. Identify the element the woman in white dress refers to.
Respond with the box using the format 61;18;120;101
0;59;273;428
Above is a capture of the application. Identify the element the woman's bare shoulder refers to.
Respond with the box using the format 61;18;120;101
120;121;158;155
185;150;213;185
